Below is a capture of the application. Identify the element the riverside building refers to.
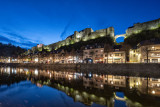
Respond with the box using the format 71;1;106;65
129;41;160;63
83;45;104;63
103;45;126;63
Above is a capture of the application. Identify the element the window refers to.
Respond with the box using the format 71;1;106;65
115;49;119;51
144;59;150;63
85;52;88;54
89;51;94;55
114;76;121;79
152;59;158;63
115;81;119;85
98;46;101;48
115;53;119;56
121;82;124;85
133;54;135;57
152;78;158;81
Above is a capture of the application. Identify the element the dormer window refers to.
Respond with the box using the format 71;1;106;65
115;49;119;51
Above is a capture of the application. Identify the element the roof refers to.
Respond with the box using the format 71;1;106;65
113;45;122;49
84;44;104;50
139;38;160;46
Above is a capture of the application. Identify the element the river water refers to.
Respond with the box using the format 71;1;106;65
0;67;160;107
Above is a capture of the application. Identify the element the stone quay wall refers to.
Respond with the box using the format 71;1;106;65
0;63;77;71
0;63;160;77
79;63;160;77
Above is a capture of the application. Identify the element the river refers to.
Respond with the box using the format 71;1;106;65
0;67;160;107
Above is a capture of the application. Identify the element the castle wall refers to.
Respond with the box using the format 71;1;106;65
95;29;107;33
126;18;160;36
48;27;114;50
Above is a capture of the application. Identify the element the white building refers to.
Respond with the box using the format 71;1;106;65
129;44;160;63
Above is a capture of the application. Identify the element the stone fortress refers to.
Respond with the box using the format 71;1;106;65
33;18;160;51
126;18;160;36
48;27;114;50
115;18;160;41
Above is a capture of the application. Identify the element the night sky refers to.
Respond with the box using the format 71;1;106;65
0;0;160;48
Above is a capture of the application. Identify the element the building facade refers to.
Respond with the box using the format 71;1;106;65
83;46;104;63
104;51;126;63
129;44;160;63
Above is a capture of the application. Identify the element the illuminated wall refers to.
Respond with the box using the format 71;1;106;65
48;27;114;50
126;18;160;36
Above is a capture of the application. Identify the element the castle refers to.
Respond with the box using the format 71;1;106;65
126;18;160;36
33;18;160;52
115;18;160;40
48;27;114;50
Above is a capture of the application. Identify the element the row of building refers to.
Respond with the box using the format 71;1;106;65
1;39;160;63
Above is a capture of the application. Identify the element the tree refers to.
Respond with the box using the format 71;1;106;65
0;43;26;57
70;49;76;63
104;44;112;63
89;50;94;62
121;44;131;63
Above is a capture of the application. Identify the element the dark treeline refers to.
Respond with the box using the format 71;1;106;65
0;43;26;57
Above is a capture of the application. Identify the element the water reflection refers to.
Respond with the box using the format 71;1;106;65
0;67;160;107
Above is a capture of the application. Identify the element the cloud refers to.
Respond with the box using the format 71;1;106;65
60;16;74;40
0;34;37;49
60;21;72;40
0;28;41;49
0;35;16;44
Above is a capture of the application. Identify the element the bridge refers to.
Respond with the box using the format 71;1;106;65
114;34;126;42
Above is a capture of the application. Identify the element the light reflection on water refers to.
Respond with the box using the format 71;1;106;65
0;67;160;107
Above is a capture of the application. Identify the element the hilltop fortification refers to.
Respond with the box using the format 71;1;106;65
28;18;160;54
126;18;160;36
48;27;114;50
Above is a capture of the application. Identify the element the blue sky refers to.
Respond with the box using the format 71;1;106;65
0;0;160;48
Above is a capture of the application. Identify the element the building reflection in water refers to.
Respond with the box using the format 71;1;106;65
0;67;160;107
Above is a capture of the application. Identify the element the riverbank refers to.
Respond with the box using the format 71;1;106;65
0;63;160;77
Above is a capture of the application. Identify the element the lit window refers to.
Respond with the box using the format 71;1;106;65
115;53;119;56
